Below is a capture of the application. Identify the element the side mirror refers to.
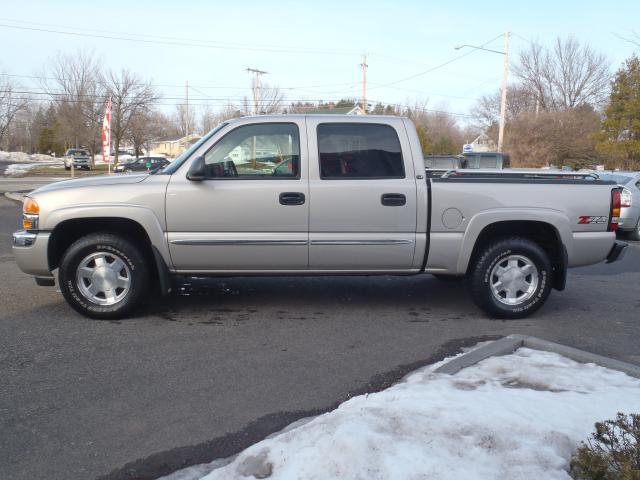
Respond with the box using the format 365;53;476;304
186;155;206;181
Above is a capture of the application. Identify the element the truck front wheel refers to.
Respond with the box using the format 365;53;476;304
58;233;150;319
469;237;552;319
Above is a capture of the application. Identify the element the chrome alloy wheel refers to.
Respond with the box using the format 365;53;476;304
489;254;539;306
76;252;131;305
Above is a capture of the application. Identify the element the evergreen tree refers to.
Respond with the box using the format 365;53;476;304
597;55;640;170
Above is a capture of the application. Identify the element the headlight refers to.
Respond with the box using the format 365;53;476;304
22;197;39;230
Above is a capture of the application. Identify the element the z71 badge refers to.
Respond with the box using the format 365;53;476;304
578;215;607;224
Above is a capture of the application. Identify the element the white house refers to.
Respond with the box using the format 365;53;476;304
467;133;497;153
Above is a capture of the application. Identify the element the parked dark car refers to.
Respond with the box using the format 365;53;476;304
114;156;170;173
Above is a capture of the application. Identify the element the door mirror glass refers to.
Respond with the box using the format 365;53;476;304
186;155;206;181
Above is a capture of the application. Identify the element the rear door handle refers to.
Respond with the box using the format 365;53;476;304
279;192;306;206
381;193;406;206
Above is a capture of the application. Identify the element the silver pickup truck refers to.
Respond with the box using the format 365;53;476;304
12;115;627;319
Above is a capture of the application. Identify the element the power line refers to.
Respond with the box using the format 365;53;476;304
4;89;473;118
0;21;361;56
1;89;360;104
1;72;362;93
369;33;505;90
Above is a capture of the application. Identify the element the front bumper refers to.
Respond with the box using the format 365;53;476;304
12;230;53;276
606;241;628;264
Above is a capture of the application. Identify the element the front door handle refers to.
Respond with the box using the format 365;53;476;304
381;193;406;206
279;192;305;206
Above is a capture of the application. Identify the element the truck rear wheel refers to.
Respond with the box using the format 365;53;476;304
629;219;640;241
58;233;149;319
469;237;552;319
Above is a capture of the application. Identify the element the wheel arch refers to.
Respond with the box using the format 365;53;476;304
46;206;172;294
460;215;569;291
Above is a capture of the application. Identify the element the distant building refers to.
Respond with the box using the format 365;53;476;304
301;104;366;115
150;133;202;157
467;133;497;153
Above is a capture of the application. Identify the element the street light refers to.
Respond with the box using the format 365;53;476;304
455;32;510;153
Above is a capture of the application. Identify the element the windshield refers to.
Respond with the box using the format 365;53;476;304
68;150;89;156
160;122;229;174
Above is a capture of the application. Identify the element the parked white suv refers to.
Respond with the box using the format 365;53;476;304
63;149;92;170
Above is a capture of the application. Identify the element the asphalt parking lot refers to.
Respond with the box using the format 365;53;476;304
1;191;640;480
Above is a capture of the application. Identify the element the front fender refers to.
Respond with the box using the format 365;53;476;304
44;204;172;268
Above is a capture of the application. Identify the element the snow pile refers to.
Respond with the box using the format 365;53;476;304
4;160;64;176
0;151;57;163
0;151;63;176
162;348;640;480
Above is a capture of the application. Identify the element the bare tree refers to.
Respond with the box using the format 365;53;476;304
0;74;29;149
172;103;197;137
404;100;470;154
200;103;242;133
249;82;285;114
103;69;159;164
505;106;601;168
513;37;611;111
471;85;538;131
41;51;107;156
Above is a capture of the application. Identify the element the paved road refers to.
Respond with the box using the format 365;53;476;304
0;175;65;193
1;193;639;480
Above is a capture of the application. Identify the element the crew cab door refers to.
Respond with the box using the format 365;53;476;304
165;120;309;271
306;118;418;270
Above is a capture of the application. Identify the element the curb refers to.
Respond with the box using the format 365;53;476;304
4;191;26;203
434;334;640;379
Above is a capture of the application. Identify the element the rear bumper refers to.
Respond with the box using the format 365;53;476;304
12;230;52;276
606;241;628;264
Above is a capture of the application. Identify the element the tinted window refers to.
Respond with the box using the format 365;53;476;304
318;123;404;179
203;123;300;179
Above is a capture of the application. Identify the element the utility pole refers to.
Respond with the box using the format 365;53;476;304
246;68;267;115
185;80;189;139
360;54;368;114
497;31;510;153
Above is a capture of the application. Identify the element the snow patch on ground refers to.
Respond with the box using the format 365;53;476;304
0;151;64;176
0;151;57;163
161;347;640;480
4;161;64;176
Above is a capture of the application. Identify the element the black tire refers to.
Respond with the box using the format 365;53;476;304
468;237;553;319
64;165;70;171
58;233;150;319
629;220;640;241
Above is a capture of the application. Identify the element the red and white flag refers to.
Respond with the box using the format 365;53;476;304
101;97;112;163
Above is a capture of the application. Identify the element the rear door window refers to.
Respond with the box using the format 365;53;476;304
317;123;405;179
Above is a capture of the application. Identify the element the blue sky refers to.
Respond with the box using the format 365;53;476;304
1;0;638;122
